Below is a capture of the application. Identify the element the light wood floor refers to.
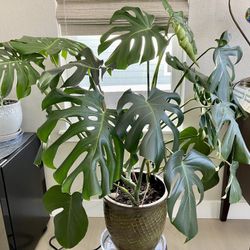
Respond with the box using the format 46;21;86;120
36;218;250;250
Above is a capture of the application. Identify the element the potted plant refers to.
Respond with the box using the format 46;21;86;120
0;0;249;249
0;43;25;138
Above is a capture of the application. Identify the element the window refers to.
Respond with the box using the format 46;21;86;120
61;35;184;108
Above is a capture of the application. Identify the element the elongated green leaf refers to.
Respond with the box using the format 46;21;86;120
37;88;122;199
43;185;88;248
210;102;250;164
38;48;103;91
164;150;216;241
162;0;197;62
98;7;167;69
10;36;86;59
208;32;242;102
223;161;242;203
0;43;41;99
116;88;183;168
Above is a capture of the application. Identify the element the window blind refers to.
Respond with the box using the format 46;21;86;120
56;0;189;35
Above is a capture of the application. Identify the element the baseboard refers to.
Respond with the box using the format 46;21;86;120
83;199;250;219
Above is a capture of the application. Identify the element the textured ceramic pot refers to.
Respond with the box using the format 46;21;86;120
0;100;22;136
104;175;167;250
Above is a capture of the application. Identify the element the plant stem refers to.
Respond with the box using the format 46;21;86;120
151;52;164;89
180;98;196;109
121;175;136;190
161;106;208;130
134;159;146;204
228;0;250;47
165;134;199;145
147;61;150;97
173;47;215;92
113;183;138;206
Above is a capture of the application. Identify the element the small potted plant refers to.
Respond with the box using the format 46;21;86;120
0;43;26;138
0;0;249;249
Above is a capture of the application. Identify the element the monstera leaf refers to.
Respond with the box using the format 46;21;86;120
223;161;242;204
164;150;216;241
179;127;211;155
0;36;90;99
210;102;250;164
10;36;86;61
0;43;42;99
208;32;242;102
37;88;123;199
98;7;168;69
162;0;197;62
43;185;88;248
38;48;104;91
116;88;183;168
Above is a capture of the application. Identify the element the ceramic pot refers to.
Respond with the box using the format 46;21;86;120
0;100;22;136
103;175;167;250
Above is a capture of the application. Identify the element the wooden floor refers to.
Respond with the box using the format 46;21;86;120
36;218;250;250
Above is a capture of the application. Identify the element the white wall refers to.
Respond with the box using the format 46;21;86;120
0;0;59;132
0;0;249;210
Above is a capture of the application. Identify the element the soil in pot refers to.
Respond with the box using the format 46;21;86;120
111;173;165;206
2;100;18;105
104;173;167;250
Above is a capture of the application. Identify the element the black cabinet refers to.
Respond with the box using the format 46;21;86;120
0;133;49;250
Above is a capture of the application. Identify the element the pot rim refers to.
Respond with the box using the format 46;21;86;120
104;174;168;209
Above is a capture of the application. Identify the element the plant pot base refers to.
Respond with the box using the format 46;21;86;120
100;229;167;250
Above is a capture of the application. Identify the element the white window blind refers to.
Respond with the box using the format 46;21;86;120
56;0;189;35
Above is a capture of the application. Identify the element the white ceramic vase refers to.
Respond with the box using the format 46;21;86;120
0;100;22;136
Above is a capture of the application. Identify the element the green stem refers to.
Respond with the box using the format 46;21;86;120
173;47;215;92
147;61;150;97
165;134;199;145
113;183;138;206
121;175;136;190
151;52;164;89
134;159;146;204
151;19;174;89
180;98;196;109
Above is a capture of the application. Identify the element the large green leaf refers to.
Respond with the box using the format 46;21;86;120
0;36;90;99
208;32;242;102
0;43;42;99
98;7;167;69
38;48;104;91
43;185;88;248
37;88;123;199
10;36;86;60
164;150;216;241
179;127;211;155
116;88;183;168
162;0;197;62
210;102;250;164
223;161;242;204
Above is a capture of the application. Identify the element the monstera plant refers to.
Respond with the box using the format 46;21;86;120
0;0;249;248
